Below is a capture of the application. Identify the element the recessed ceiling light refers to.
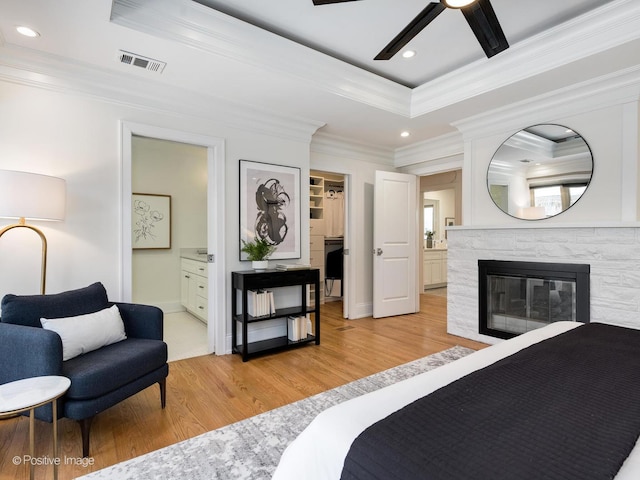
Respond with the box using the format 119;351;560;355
400;131;411;138
16;26;40;37
402;50;416;59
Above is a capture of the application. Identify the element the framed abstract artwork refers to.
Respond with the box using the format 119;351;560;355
132;193;171;249
239;160;301;260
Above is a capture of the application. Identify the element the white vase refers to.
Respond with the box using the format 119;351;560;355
252;260;269;271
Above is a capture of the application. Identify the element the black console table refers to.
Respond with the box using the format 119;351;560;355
231;269;320;361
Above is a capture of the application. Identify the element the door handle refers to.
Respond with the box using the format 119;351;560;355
376;248;383;256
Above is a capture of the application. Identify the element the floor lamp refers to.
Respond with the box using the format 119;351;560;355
0;170;66;294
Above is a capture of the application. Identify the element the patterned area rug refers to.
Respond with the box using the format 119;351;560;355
81;346;473;480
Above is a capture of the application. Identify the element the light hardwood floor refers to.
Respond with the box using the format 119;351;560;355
0;293;487;480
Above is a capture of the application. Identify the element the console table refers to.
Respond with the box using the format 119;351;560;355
232;269;320;361
0;375;71;480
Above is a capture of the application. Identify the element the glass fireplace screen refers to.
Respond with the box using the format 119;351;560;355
486;275;576;336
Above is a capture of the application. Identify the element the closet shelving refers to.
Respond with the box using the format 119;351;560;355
309;175;325;305
309;175;324;220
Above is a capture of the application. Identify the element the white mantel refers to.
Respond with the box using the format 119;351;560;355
447;226;640;345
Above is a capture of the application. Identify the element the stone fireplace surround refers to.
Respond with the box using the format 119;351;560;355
447;225;640;345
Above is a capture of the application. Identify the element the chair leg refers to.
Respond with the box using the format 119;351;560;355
78;417;94;458
159;378;167;409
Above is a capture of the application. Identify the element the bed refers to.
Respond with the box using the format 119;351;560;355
272;321;640;480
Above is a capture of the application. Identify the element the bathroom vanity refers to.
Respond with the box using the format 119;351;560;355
423;248;447;290
180;249;208;323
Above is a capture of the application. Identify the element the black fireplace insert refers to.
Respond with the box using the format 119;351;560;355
478;260;590;339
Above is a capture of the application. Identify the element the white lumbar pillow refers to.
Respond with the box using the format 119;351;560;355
41;304;127;361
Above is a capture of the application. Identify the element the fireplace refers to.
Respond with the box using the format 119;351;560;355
478;260;590;339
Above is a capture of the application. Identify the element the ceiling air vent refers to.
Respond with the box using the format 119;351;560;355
118;50;166;74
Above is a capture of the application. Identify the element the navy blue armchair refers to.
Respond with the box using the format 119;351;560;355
0;282;168;457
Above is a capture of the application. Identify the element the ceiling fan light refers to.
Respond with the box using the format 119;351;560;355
442;0;477;9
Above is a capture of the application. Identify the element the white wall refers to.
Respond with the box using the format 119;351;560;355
0;80;316;346
131;136;207;310
0;84;126;301
465;105;626;226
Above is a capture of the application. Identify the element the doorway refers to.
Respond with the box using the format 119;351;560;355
121;122;226;358
419;170;461;293
310;170;347;315
131;135;208;361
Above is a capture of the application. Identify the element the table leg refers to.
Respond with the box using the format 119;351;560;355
53;400;58;480
29;408;35;480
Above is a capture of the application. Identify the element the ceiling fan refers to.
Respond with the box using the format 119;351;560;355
312;0;509;60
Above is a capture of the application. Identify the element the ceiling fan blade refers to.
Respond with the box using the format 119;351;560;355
460;0;509;58
312;0;359;5
375;2;445;60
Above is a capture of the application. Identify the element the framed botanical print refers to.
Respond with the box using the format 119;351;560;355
132;193;171;249
239;160;301;260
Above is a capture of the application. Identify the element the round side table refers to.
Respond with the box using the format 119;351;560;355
0;376;71;480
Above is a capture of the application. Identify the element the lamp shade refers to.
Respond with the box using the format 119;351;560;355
0;170;66;221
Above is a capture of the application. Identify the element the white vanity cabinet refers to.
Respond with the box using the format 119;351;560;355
423;250;447;289
181;257;208;323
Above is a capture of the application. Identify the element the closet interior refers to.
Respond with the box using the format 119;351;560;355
309;170;345;305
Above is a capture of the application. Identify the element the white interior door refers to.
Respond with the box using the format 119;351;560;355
373;170;418;318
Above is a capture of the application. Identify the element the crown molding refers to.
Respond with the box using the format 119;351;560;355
394;131;463;168
111;0;412;117
453;64;640;139
0;44;325;143
410;0;640;118
311;132;394;166
395;63;640;168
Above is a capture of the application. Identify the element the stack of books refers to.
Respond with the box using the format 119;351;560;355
275;263;311;271
247;290;275;317
288;315;310;342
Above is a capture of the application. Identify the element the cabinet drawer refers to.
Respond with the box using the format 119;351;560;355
309;219;325;236
195;295;208;321
423;250;444;261
310;235;324;252
181;258;208;277
196;277;208;298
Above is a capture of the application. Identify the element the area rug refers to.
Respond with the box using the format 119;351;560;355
80;346;474;480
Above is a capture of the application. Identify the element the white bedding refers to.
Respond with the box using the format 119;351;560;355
272;321;640;480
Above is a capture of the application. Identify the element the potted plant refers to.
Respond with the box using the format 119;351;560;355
425;230;435;249
241;237;276;271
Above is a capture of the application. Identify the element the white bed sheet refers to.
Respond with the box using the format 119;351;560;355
272;321;640;480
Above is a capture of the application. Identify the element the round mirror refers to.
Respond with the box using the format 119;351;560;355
487;124;593;220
